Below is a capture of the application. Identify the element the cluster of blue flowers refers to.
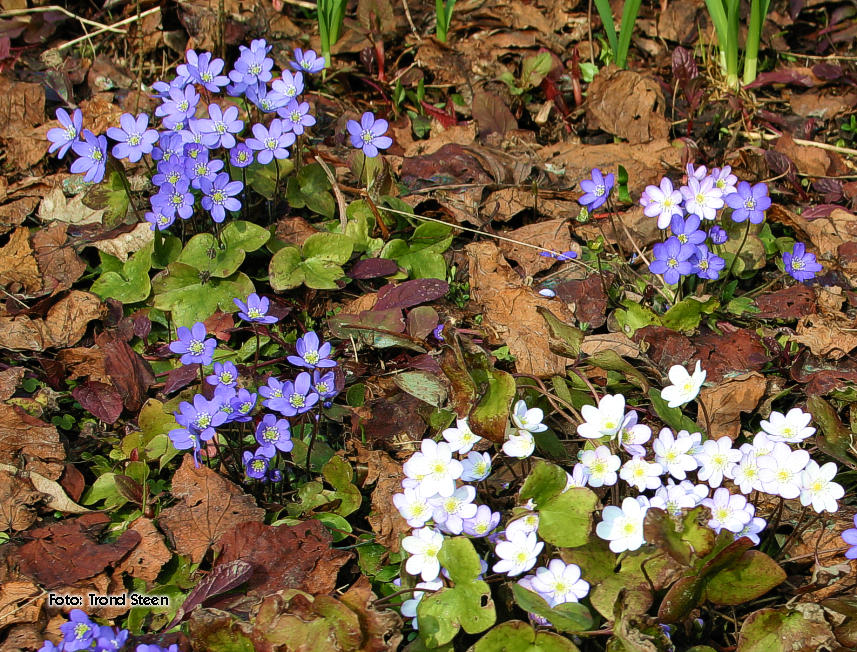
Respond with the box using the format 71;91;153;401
575;164;821;284
38;609;177;652
47;41;392;233
166;293;339;481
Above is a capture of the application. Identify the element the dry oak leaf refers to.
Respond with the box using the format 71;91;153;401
586;65;670;143
0;291;104;352
0;403;64;480
0;462;89;515
793;314;857;360
581;333;640;358
215;519;351;598
158;455;265;564
0;366;25;401
497;218;575;277
111;517;172;587
0;196;39;236
338;575;403;652
699;372;767;440
33;222;86;295
0;227;41;295
15;513;141;589
0;76;44;135
0;470;43;532
55;346;111;384
466;241;575;376
36;186;103;226
349;440;408;553
0;581;43;629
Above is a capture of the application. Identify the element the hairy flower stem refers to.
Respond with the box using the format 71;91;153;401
724;218;751;284
252;324;261;370
696;397;712;435
775;508;819;561
305;410;320;479
274;157;281;218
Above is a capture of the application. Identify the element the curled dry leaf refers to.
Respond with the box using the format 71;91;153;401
698;372;768;440
0;290;105;352
0;470;44;532
0;462;90;515
215;519;352;599
0;227;41;295
158;455;265;564
466;241;575;376
0;581;43;629
15;513;141;589
0;403;64;480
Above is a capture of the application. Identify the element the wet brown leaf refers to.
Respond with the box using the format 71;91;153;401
0;470;43;532
0;403;64;480
0;227;40;295
694;328;768;384
467;241;576;375
97;331;155;412
32;222;86;295
699;372;767;440
753;284;816;319
586;66;670;143
15;513;140;589
497;218;574;276
111;517;173;587
350;440;408;553
158;455;265;564
215;519;351;598
793;314;857;360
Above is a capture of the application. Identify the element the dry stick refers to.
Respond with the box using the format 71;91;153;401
46;7;160;53
314;156;349;231
512;372;582;423
0;5;126;33
743;130;857;158
401;0;419;37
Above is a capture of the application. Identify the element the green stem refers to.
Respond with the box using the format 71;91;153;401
743;0;771;85
725;0;740;88
725;219;751;284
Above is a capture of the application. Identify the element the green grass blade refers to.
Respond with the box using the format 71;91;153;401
593;0;619;58
615;0;642;68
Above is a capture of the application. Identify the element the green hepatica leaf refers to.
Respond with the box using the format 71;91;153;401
301;257;346;290
511;585;594;634
737;607;835;652
519;460;567;506
469;621;580;652
302;232;353;264
178;221;270;278
418;538;496;648
81;158;131;228
648;388;699;434
661;296;719;332
807;396;857;470
537;487;598;548
469;369;516;444
393;370;448;407
344;200;384;254
90;242;153;304
222;220;270;252
152;262;254;328
269;246;304;290
321;455;362;517
381;222;452;280
705;550;786;605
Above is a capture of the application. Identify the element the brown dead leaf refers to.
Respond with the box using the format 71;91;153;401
699;372;767;440
0;470;43;532
158;455;265;564
634;325;696;371
466;241;575;375
33;222;86;295
774;133;845;176
275;216;318;248
4;125;51;172
413;39;471;86
0;196;39;236
497;219;574;276
37;186;104;226
0;367;25;401
0;581;43;629
111;517;172;587
753;284;816;319
694;328;769;384
803;208;857;275
657;0;705;42
482;187;582;224
90;222;153;263
350;440;408;553
15;513;140;589
343;292;378;314
0;403;64;480
43;291;104;348
96;331;154;412
79;93;124;137
793;314;857;360
789;89;857;119
338;575;403;651
55;346;111;384
353;392;427;454
215;519;351;598
401;122;477;159
0;76;43;136
0;227;41;295
555;273;612;328
472;90;517;138
789;517;857;602
581;333;640;358
586;66;670;143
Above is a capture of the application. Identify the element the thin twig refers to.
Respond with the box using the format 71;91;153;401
0;5;126;33
314;156;348;231
46;7;160;54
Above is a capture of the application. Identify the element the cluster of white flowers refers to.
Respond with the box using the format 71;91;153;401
585;363;844;553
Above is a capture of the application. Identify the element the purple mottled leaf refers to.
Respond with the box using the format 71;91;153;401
812;63;843;80
348;257;400;279
166;559;253;630
745;67;818;89
672;47;698;85
812;178;843;203
375;279;449;311
406;306;439;339
164;363;200;395
72;380;123;424
801;204;840;220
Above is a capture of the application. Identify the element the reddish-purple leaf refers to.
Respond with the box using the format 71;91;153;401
745;67;818;89
164;363;200;395
348;257;400;279
802;204;841;219
165;559;253;630
72;380;123;424
672;47;698;85
812;62;843;80
131;310;152;339
375;279;449;311
406;306;439;339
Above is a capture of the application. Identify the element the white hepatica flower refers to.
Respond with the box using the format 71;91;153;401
402;527;445;581
617;411;652;457
461;451;492;482
442;418;482;454
579;445;621;488
512;400;548;433
530;559;590;607
695;437;741;488
596;496;647;553
702;487;752;534
660;361;706;408
492;529;544;576
503;430;535;459
799;460;844;513
393;487;434;528
577;394;626;440
760;408;815;443
620;456;664;492
563;463;589;490
758;443;809;499
748;431;776;457
732;451;763;495
650;483;700;516
402;439;463;498
400;579;443;629
735;510;767;545
462;504;501;538
652;427;698;480
431;485;478;534
506;511;540;539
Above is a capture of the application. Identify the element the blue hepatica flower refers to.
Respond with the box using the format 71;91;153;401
200;172;243;223
155;84;199;129
47;107;83;159
199;103;244;150
106;112;159;163
174;393;227;441
578;168;615;210
279;372;319;417
259;376;288;412
288;331;336;369
539;250;578;261
347;112;392;158
725;181;771;224
312;369;338;399
783;242;823;282
207;361;239;388
70;130;108;183
154;178;195;220
254;413;293;456
178;50;229;92
669;214;706;246
145;206;175;231
690;244;726;280
243;450;270;479
234;292;278;324
58;610;96;652
708;225;728;245
152;132;183;162
152;157;187;188
290;48;326;74
246;118;295;164
279;99;316;135
229;143;254;168
169;321;216;365
272;70;304;101
186;156;224;190
229;39;274;92
649;236;695;285
230;388;258;422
